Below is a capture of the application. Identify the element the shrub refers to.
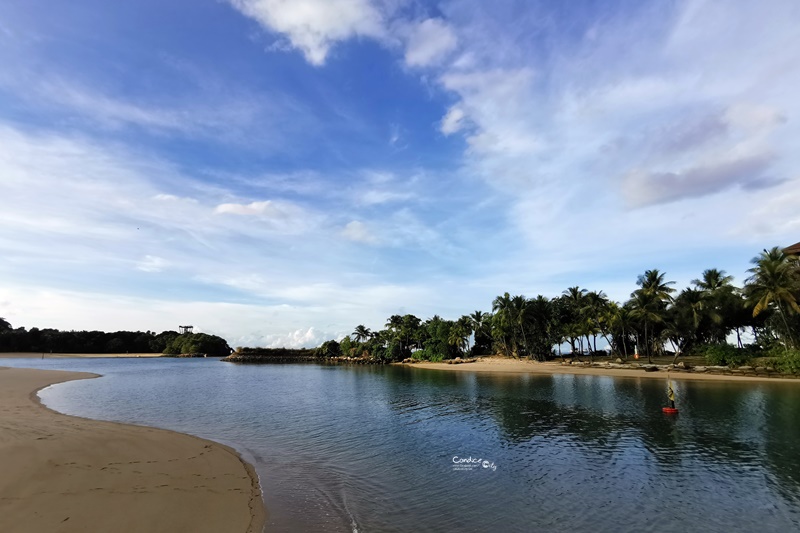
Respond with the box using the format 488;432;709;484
697;343;754;367
767;347;800;374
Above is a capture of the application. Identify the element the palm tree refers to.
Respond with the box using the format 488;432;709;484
637;269;676;301
456;316;474;353
629;290;666;363
584;291;610;356
630;270;675;361
511;294;531;357
492;293;515;356
692;268;737;344
353;325;372;343
745;247;800;349
610;304;634;360
562;287;587;358
692;268;734;292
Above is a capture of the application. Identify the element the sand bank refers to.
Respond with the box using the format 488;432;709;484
0;352;163;359
0;367;265;533
407;357;799;384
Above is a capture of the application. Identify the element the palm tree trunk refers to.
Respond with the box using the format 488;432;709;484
777;303;798;350
622;328;629;360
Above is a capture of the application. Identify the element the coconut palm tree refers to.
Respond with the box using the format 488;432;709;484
353;325;372;343
510;294;531;357
562;287;587;358
745;247;800;349
492;293;515;356
692;268;734;292
636;269;676;301
630;270;675;361
629;290;666;363
610;304;635;359
468;311;493;355
584;291;610;355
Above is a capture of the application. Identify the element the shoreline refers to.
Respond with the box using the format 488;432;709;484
405;357;800;384
0;367;265;533
0;352;165;359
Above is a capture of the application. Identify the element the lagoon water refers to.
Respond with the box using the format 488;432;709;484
3;357;800;532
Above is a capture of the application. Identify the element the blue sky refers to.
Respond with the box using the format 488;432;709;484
1;0;798;347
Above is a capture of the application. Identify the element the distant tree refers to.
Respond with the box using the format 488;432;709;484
469;311;493;355
353;325;372;343
163;333;231;357
315;340;341;358
745;247;800;349
0;317;11;332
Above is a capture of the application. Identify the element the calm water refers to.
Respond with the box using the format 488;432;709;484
3;358;800;532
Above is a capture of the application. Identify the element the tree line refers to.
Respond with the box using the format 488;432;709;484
316;246;800;370
0;321;231;357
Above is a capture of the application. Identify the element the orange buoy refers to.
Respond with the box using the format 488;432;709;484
662;407;679;414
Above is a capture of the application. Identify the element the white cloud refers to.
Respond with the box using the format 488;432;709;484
341;220;378;244
229;0;386;65
440;106;466;135
214;199;316;233
404;18;458;67
262;327;327;348
137;255;170;273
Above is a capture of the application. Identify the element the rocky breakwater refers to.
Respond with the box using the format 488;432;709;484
559;359;799;378
222;347;318;364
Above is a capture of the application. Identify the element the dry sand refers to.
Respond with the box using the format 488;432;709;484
408;357;800;384
0;367;265;533
0;352;164;359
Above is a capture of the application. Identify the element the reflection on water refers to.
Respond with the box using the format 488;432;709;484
3;358;799;532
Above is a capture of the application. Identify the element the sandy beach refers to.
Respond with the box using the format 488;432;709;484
0;367;265;533
0;352;164;359
408;357;800;384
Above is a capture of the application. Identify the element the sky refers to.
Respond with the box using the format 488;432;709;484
1;0;799;348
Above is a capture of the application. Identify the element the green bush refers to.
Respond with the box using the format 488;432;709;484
697;343;754;367
315;340;341;358
767;347;800;374
163;333;231;357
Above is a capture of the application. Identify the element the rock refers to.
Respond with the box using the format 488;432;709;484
644;365;659;372
694;366;707;372
675;361;687;369
615;358;623;364
738;366;754;372
755;366;767;373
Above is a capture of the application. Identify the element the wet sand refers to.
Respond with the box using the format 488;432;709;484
408;357;799;384
0;367;265;533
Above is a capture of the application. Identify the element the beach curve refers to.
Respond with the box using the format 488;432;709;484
0;367;265;533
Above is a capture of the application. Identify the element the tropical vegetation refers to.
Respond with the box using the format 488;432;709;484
0;324;231;356
317;245;800;369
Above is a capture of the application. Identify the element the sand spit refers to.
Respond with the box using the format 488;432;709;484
406;357;800;384
0;367;265;533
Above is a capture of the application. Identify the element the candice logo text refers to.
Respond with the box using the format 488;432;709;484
452;456;497;471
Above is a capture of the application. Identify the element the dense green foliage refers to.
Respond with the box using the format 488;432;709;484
0;324;181;353
317;246;800;368
0;322;231;356
694;344;755;367
162;333;231;356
